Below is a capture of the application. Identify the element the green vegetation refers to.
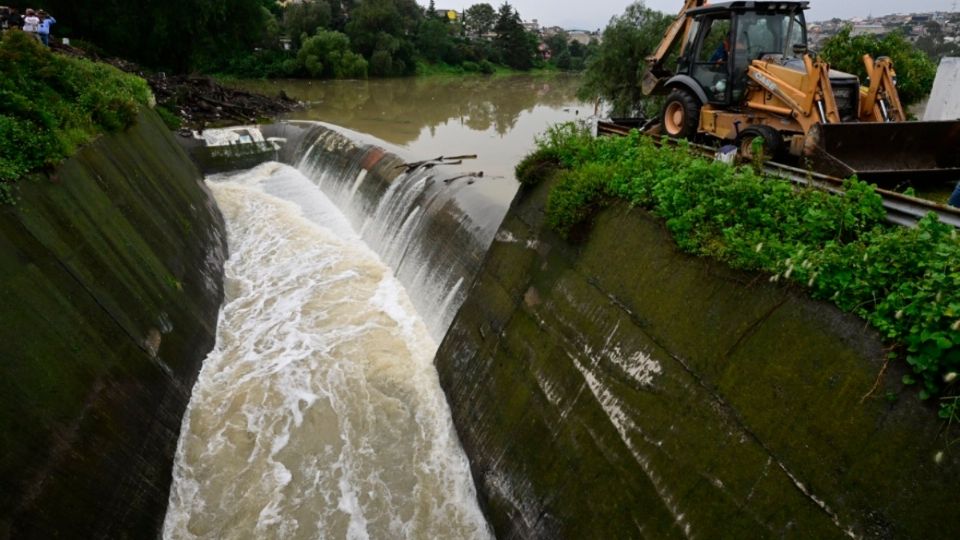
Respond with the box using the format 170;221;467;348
16;0;279;73
577;2;673;116
27;0;572;79
915;21;960;61
519;123;960;418
491;3;539;71
544;31;597;72
0;31;151;198
416;59;497;76
820;27;937;107
298;30;368;78
155;106;183;130
583;2;938;116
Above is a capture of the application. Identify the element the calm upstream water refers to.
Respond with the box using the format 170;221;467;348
164;75;587;539
234;74;588;207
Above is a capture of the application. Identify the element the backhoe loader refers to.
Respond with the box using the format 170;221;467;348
641;0;960;186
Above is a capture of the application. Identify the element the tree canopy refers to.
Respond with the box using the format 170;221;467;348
465;3;496;38
7;0;564;78
819;27;937;107
493;3;539;70
5;0;276;72
577;2;671;116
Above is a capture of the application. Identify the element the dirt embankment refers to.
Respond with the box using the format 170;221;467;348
52;43;299;128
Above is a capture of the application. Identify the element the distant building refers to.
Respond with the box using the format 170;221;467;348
541;26;566;39
851;24;886;37
434;8;462;22
522;19;540;35
568;30;598;45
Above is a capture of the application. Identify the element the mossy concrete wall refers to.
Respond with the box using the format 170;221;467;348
436;176;960;539
0;109;226;538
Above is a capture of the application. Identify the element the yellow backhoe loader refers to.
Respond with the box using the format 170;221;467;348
641;0;960;186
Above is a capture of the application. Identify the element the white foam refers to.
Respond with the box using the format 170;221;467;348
163;164;490;539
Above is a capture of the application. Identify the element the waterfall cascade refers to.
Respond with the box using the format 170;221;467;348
164;122;506;538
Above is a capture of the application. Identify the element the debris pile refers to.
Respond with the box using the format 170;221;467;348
51;42;299;128
148;74;298;126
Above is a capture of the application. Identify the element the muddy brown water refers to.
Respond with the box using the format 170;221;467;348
230;74;589;208
163;75;588;539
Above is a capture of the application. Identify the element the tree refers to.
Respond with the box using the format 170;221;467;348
297;29;367;78
329;0;358;31
545;31;570;59
417;18;460;64
578;2;672;116
493;3;537;70
283;0;333;49
820;27;937;107
345;0;421;76
464;3;496;38
20;0;279;72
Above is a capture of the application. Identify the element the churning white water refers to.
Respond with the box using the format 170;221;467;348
163;163;490;539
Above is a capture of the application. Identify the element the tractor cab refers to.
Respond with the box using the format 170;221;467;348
678;1;809;106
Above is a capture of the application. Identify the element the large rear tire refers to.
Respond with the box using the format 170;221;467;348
661;88;701;139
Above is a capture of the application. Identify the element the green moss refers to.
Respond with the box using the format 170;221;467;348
531;123;960;414
155;106;183;130
436;174;959;536
0;108;224;537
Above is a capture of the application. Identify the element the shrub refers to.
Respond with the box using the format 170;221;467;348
478;59;496;75
820;27;937;107
156;106;182;130
531;123;960;417
515;147;561;186
297;30;368;79
0;31;151;198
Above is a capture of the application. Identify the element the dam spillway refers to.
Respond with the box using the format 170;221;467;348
164;121;504;538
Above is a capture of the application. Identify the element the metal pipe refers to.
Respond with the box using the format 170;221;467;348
879;98;890;122
816;100;827;123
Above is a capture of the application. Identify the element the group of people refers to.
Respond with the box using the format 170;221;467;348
0;6;56;46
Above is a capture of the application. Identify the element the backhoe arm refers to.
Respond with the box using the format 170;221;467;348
746;54;841;130
859;55;906;122
641;0;707;96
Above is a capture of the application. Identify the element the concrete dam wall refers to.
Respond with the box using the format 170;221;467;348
435;175;960;538
184;121;503;340
0;109;227;538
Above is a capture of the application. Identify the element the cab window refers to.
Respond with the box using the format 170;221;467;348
691;16;732;104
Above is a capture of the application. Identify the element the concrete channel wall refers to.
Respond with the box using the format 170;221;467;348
924;57;960;121
0;109;227;538
435;175;960;539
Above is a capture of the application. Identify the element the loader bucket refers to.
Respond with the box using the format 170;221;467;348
805;121;960;186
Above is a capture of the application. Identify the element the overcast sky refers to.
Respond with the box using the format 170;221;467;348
422;1;956;31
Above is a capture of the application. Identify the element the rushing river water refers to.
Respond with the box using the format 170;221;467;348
164;75;587;538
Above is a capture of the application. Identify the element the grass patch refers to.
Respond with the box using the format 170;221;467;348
0;30;151;200
155;106;182;130
524;123;960;416
415;59;562;78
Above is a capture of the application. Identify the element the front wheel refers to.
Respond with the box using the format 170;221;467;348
736;126;783;162
661;88;701;139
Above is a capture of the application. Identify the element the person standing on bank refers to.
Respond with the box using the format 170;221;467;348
21;8;39;40
37;10;54;46
949;182;960;209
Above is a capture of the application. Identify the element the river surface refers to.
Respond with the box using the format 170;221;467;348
164;75;587;539
233;74;588;207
